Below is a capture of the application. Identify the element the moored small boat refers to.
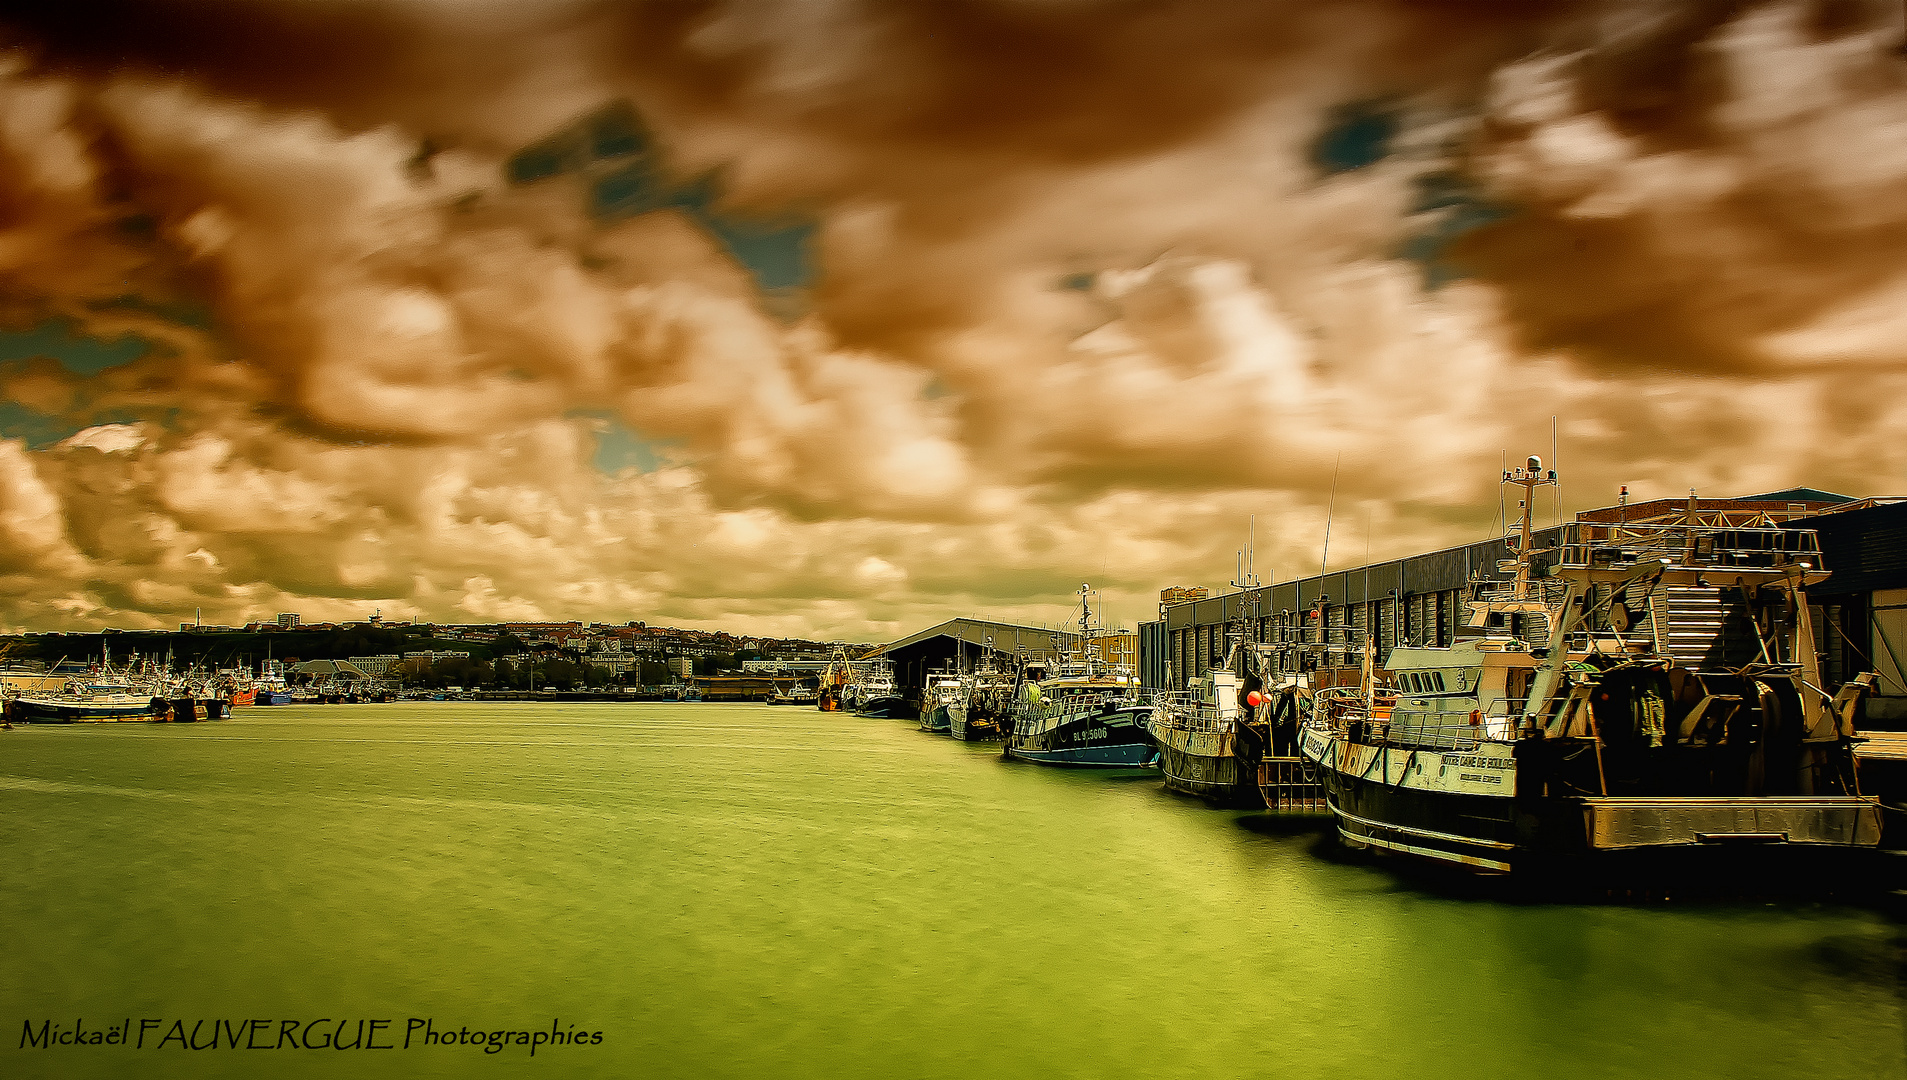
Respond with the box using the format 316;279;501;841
8;688;165;724
1004;585;1157;768
1149;659;1267;807
919;670;959;733
949;666;1013;741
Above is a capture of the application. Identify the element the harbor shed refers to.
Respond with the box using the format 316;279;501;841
1139;488;1862;694
866;618;1075;703
1790;499;1907;726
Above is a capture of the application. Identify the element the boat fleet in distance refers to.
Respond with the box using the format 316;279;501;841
0;657;403;724
809;592;1160;767
860;460;1894;888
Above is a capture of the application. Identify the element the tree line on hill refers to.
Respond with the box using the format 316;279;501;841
1;628;767;690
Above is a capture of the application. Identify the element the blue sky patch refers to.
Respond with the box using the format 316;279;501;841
0;403;174;450
0;403;88;449
574;412;672;475
0;318;153;375
1313;102;1398;174
1399;171;1511;288
515;101;817;310
692;211;814;296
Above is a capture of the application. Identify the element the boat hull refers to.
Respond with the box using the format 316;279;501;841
858;695;906;719
919;705;951;733
1309;730;1886;878
950;702;1003;741
10;696;164;723
1151;723;1265;808
1007;705;1157;768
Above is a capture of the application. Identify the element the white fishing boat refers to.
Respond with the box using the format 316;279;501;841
1298;458;1883;879
918;667;960;733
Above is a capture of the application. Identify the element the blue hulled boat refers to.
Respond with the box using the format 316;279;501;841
1004;585;1157;768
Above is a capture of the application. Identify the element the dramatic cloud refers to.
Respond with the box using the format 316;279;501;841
0;0;1901;636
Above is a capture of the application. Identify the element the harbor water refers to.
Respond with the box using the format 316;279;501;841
2;703;1902;1079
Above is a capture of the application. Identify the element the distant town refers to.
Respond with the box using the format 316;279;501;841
0;612;875;692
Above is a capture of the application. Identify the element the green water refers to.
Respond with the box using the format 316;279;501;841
1;704;1901;1079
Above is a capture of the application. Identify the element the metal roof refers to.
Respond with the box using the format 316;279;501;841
867;618;1074;660
1735;487;1856;504
291;659;371;677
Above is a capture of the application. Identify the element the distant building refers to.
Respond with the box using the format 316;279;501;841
1158;586;1209;614
277;613;301;629
347;655;401;677
668;657;694;679
742;659;832;675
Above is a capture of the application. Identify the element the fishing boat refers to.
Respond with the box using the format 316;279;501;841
949;663;1014;741
7;683;165;723
1004;585;1158;768
6;660;168;724
817;648;851;712
253;660;292;705
221;673;257;707
919;668;960;733
1148;653;1268;807
851;658;906;718
1298;458;1883;879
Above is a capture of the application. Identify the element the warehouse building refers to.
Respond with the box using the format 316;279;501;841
1141;488;1904;728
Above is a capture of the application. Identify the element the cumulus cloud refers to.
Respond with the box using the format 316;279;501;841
0;0;1900;637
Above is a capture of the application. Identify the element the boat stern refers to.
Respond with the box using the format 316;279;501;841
1577;796;1883;851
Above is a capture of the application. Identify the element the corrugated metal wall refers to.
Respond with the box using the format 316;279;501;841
1157;529;1561;691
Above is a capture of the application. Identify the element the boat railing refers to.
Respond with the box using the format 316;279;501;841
1010;686;1155;730
1148;692;1233;733
1550;520;1821;572
1377;697;1530;749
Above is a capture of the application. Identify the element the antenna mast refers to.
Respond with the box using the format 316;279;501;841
1503;455;1559;600
1320;455;1340;578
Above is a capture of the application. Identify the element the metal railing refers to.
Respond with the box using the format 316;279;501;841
1553;520;1821;571
1148;693;1235;734
1306;689;1529;750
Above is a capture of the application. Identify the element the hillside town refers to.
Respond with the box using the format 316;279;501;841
0;613;870;697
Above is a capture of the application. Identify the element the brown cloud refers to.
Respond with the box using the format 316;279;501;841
1453;0;1907;374
0;1;1902;638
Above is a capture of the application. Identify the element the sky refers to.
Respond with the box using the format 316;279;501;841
0;0;1904;640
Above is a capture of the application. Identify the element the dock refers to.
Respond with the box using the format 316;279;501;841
1855;732;1907;849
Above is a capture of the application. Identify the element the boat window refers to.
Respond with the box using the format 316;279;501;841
1431;671;1445;692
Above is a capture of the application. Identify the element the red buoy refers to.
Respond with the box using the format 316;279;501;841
1245;691;1264;707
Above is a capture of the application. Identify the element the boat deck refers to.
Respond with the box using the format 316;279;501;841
1855;731;1907;762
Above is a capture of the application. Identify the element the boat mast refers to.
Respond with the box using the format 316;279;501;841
1506;455;1556;601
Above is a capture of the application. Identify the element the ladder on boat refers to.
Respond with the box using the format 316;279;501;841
1259;756;1326;813
1644;585;1761;669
